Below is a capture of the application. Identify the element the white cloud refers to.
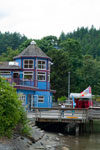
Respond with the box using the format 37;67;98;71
0;0;100;39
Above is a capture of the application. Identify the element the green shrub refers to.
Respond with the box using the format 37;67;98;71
0;77;30;137
58;96;67;103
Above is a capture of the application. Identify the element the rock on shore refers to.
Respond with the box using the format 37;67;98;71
0;122;65;150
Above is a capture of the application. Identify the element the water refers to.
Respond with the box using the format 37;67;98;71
37;122;100;150
58;133;100;150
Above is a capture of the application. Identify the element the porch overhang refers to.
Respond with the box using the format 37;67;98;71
14;85;38;91
14;85;54;92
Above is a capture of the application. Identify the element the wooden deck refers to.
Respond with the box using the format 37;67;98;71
27;107;100;123
27;108;89;123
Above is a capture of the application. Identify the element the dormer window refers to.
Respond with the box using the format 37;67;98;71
38;60;46;70
24;59;34;69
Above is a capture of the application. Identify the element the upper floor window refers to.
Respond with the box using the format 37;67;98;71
24;59;34;69
24;72;33;80
37;72;46;81
38;60;46;70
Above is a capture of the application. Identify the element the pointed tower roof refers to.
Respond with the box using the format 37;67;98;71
14;42;50;59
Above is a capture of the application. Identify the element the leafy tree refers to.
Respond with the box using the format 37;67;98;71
0;77;29;137
58;96;67;103
35;35;58;53
47;49;70;100
18;39;32;52
0;32;27;54
59;38;83;93
59;38;82;57
80;55;100;94
61;26;100;58
59;31;66;41
0;47;19;61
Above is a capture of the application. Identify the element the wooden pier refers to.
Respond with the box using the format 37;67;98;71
27;108;88;122
27;107;100;122
27;107;100;135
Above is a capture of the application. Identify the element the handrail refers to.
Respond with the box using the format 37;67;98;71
7;78;34;87
28;107;100;121
32;107;89;111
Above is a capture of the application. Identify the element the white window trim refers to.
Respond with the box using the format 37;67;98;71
48;61;50;70
13;71;19;74
37;72;46;81
18;94;26;105
38;96;44;103
50;96;52;103
48;72;50;82
37;60;46;70
0;71;11;74
23;71;34;80
23;59;34;69
0;71;11;78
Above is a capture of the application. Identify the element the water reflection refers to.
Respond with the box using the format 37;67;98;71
59;134;100;150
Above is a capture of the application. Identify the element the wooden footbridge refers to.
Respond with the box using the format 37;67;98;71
27;107;100;123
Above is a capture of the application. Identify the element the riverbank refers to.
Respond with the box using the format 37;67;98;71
0;121;69;150
0;132;69;150
1;119;100;150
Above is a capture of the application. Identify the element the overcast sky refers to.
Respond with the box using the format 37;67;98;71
0;0;100;39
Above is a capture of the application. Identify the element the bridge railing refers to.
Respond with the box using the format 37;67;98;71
88;107;100;119
30;107;89;123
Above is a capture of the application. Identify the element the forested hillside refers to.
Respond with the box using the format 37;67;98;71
60;26;100;58
0;27;100;99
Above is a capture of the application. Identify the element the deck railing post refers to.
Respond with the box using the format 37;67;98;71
58;109;61;121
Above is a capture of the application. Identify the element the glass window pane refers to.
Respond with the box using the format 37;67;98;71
24;59;34;68
38;96;44;103
24;60;28;64
24;65;28;68
37;72;46;81
24;75;32;80
38;60;46;69
42;61;45;64
38;61;41;64
29;65;33;68
42;64;46;69
29;60;33;64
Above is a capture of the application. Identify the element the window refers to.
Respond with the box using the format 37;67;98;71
38;60;46;70
37;72;46;81
24;72;33;80
18;94;26;105
0;71;11;74
38;96;44;103
24;59;34;69
0;71;11;78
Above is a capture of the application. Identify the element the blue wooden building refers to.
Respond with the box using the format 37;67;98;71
0;42;55;110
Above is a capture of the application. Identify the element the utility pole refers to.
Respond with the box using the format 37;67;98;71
68;72;70;100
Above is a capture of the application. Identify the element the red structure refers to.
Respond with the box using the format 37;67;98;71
70;86;93;108
75;99;93;108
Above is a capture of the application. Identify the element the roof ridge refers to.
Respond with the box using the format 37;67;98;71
14;44;50;59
